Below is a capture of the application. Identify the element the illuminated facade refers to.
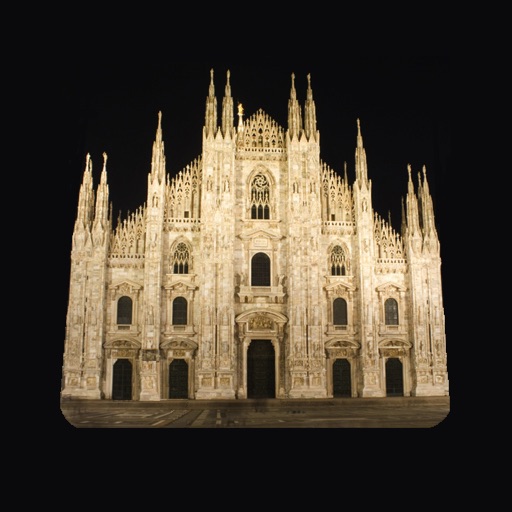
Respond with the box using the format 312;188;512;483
61;69;448;401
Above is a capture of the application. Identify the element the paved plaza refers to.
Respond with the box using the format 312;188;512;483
60;396;450;428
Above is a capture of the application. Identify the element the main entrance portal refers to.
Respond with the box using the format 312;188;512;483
169;359;189;399
247;340;275;398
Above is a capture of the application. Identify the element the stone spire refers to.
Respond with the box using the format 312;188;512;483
303;73;318;141
75;153;95;233
418;165;439;253
92;151;110;235
405;164;422;242
221;69;234;138
204;68;217;139
149;111;166;184
354;118;369;185
419;166;437;235
287;72;302;140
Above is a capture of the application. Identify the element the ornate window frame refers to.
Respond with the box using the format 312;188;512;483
108;280;142;334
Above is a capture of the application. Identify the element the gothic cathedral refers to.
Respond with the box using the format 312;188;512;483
61;69;449;401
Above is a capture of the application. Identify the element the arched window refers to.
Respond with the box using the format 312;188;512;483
251;252;271;286
117;296;133;325
172;297;188;325
333;298;348;325
385;298;399;325
250;174;270;219
330;245;347;275
172;242;190;274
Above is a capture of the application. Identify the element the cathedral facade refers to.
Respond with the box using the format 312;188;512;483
61;69;448;401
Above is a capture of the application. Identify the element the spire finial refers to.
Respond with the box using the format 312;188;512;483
237;102;244;133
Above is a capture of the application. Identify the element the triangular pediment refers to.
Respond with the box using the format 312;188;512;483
378;338;412;349
160;338;198;350
325;338;360;349
376;282;407;293
164;278;197;291
238;228;283;241
104;337;142;349
236;308;288;324
109;279;142;293
325;281;356;292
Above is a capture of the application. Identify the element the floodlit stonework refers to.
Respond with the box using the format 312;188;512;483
61;69;448;401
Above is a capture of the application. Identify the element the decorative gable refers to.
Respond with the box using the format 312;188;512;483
238;109;285;150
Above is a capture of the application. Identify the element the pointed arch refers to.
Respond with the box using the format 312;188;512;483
170;238;192;274
247;166;275;220
250;174;270;219
328;242;350;276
